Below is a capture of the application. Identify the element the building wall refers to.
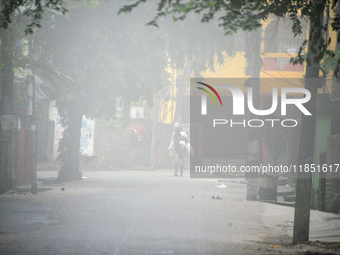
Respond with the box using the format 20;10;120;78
326;135;340;213
94;126;150;169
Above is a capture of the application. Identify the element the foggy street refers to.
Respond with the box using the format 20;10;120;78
1;170;339;255
0;170;281;254
2;0;340;254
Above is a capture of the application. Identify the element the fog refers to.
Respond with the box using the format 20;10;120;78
0;0;339;254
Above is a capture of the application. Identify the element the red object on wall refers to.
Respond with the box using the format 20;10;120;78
126;123;149;142
263;58;304;72
13;129;32;186
263;58;281;71
282;61;304;72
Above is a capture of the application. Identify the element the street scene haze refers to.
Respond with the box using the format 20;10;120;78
0;0;340;254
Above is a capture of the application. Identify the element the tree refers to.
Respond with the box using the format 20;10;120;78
292;0;325;244
0;0;69;193
30;1;170;181
0;25;15;193
0;0;66;33
163;13;236;124
119;0;340;244
0;10;36;193
121;6;240;170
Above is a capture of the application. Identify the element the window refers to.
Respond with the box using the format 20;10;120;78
264;18;307;71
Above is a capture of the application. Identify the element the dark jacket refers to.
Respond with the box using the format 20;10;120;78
173;133;188;155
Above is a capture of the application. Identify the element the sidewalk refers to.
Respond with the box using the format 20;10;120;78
261;202;340;254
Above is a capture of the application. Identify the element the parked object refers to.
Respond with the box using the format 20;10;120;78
258;173;278;201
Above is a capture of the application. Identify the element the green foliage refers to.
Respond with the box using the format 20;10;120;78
0;15;28;101
33;1;170;119
13;76;27;106
321;50;340;75
0;0;67;34
33;61;76;101
120;0;263;35
120;0;340;67
163;13;237;74
290;49;340;77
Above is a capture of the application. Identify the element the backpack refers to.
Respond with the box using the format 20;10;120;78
174;133;188;153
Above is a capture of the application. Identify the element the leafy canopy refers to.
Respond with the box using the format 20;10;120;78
0;0;67;34
120;0;340;73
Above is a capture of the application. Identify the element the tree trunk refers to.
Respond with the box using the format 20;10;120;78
58;101;83;182
245;28;262;201
0;28;14;193
331;3;340;135
293;0;324;244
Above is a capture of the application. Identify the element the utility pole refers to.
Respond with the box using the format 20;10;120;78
28;31;37;194
293;0;324;243
245;28;262;200
150;94;160;169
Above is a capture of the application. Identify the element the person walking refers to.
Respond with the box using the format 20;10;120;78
172;127;188;176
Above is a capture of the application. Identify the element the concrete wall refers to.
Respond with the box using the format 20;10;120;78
326;135;340;213
313;112;331;209
94;127;150;169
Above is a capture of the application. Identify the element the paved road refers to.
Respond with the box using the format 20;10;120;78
0;170;328;254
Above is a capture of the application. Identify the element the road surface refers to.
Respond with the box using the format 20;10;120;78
0;170;312;254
